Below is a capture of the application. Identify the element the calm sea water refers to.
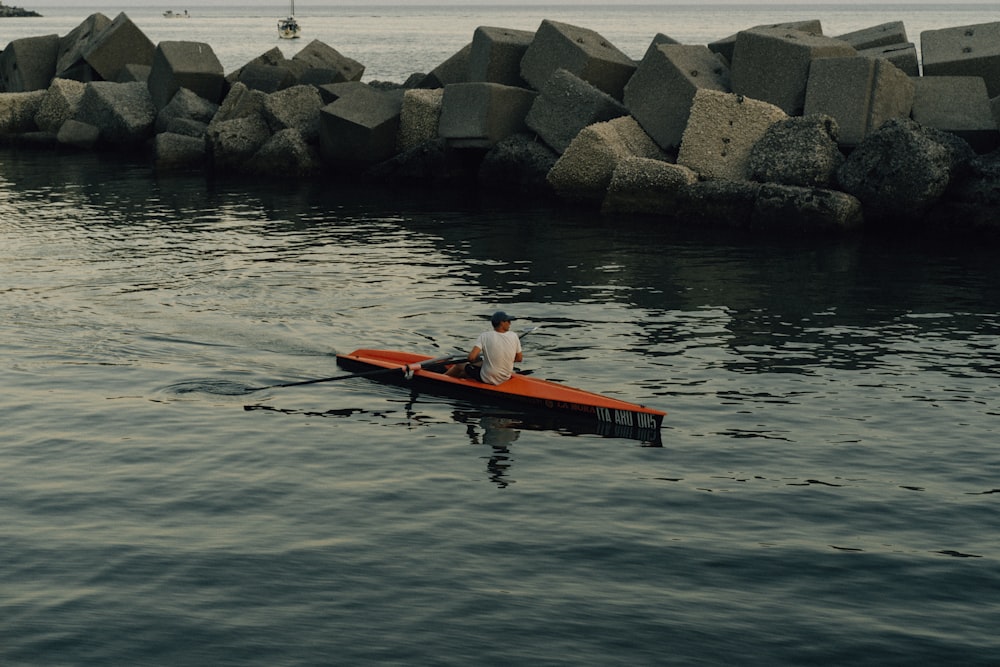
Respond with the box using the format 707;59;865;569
4;4;1000;666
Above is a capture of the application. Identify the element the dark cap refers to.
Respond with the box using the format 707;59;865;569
490;310;516;326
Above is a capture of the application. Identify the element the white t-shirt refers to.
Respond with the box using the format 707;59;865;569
474;330;522;384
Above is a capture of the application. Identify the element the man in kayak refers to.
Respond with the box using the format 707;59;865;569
445;311;523;384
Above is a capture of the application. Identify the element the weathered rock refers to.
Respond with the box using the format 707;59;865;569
55;13;112;82
0;34;60;93
836;117;974;221
804;56;914;147
363;137;453;184
398;88;443;151
479;133;559;193
155;87;219;134
153;131;205;170
945;149;1000;206
416;43;472;89
0;90;45;134
709;20;822;64
56;118;100;149
731;27;857;115
547;116;665;203
526;68;627;154
291;40;365;84
438;82;537;148
468;26;534;87
748;115;844;187
992;95;1000;132
247;128;320;177
602;157;698;215
752;184;863;231
148;41;225;111
74;80;156;146
520;20;636;100
82;12;155;83
921;22;1000;97
319;85;404;168
34;78;86;133
677;89;788;181
674;179;762;228
624;44;731;151
911;76;998;153
261;84;323;142
206;114;272;172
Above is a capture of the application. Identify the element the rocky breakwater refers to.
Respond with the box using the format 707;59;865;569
2;13;1000;234
0;3;40;18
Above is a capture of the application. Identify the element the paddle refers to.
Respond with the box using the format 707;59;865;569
243;325;540;393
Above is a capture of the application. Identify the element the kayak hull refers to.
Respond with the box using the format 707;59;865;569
335;349;665;439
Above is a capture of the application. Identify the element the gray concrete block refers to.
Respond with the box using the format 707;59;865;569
247;128;320;177
226;47;286;85
479;133;559;193
292;39;364;83
602;157;698;215
154;131;206;170
438;81;537;148
835;21;908;50
207;114;272;171
82;12;155;83
911;76;998;152
520;20;636;100
468;26;534;87
315;81;373;105
992;95;1000;132
55;13;111;82
1;34;59;92
263;84;324;142
677;89;788;181
238;63;296;93
398;88;443;151
34;78;86;132
417;43;472;89
623;44;730;151
752;184;863;231
709;20;822;64
74;80;156;146
858;43;919;77
526;68;627;154
804;56;914;147
547;116;665;202
117;64;151;83
731;27;856;115
148;41;225;111
155;86;218;134
210;82;268;128
922;22;1000;97
319;85;404;167
57;118;100;149
0;90;46;133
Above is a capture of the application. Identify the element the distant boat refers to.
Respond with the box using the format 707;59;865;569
277;0;300;39
163;10;190;18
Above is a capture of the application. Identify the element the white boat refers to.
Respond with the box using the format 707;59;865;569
163;10;190;18
277;0;300;39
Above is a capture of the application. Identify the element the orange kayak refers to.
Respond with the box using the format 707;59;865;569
336;349;666;438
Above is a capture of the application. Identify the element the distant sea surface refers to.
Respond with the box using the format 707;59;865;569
4;5;1000;667
3;4;1000;80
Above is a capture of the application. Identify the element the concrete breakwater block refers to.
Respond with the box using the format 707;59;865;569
291;39;365;84
418;43;472;89
520;20;636;100
922;22;1000;97
708;20;822;64
34;78;86;132
547;115;665;202
0;90;46;133
752;184;863;231
747;115;844;188
468;26;534;87
1;34;59;93
263;84;324;142
319;85;404;167
154;87;217;135
526;68;627;154
804;56;914;147
624;43;731;151
602;157;699;215
911;76;998;152
82;12;155;83
858;43;919;77
835;21;908;51
731;27;856;115
55;13;112;82
677;89;788;181
237;64;296;93
398;88;443;151
74;80;156;146
438;82;537;148
148;41;225;111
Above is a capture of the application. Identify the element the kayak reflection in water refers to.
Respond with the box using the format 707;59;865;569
445;311;524;384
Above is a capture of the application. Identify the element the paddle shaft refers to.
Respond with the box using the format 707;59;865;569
246;325;540;392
